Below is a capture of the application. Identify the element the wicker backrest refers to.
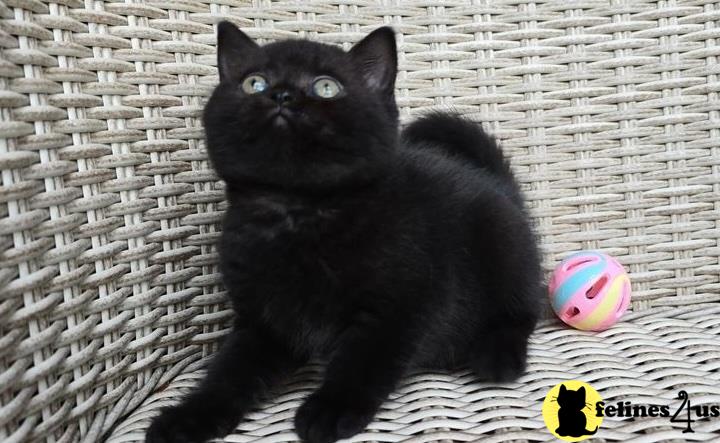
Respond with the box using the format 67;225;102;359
1;1;719;442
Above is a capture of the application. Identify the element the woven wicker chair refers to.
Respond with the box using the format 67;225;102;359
2;1;720;442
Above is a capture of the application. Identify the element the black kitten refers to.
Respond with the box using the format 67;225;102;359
555;385;598;437
146;22;542;443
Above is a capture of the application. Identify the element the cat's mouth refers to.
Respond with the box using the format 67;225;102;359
267;107;296;129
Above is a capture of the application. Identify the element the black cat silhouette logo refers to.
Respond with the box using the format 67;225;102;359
543;380;603;442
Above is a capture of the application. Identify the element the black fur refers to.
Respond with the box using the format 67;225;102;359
146;22;542;443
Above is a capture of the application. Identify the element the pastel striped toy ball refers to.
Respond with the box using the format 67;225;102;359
549;251;631;331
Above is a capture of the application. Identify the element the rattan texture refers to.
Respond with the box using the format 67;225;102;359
108;305;720;443
0;0;719;442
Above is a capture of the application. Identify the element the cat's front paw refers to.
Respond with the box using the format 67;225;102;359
146;404;222;443
471;328;529;383
295;390;377;443
472;350;526;383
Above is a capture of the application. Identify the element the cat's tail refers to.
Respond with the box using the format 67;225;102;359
586;426;599;435
401;111;513;179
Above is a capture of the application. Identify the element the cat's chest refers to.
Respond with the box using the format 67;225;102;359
220;203;357;347
224;233;349;354
221;218;341;292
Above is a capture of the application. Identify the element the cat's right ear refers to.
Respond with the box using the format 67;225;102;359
349;27;397;98
559;384;567;393
217;21;258;82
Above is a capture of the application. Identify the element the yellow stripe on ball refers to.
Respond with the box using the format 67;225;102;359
573;275;628;331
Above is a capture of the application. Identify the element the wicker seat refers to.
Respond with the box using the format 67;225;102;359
1;1;719;442
106;305;720;443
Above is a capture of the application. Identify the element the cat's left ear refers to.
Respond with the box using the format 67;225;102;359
349;27;397;97
217;21;259;82
578;387;586;395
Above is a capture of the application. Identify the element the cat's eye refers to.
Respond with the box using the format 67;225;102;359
311;77;343;99
241;74;268;94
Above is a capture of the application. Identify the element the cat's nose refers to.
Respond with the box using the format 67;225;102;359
272;90;295;106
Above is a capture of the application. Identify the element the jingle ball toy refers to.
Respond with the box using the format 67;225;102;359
548;251;631;331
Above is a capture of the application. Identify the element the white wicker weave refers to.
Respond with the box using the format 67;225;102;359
1;1;719;442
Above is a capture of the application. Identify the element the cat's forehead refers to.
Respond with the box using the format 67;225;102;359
260;40;350;74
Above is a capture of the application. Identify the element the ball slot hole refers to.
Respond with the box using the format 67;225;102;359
615;280;631;318
566;306;581;318
564;257;593;272
585;275;608;299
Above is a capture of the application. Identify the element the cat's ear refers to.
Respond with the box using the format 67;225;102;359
349;27;397;97
578;386;586;395
559;384;567;393
217;21;258;82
